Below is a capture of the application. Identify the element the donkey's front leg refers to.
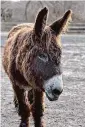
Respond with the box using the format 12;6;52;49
13;85;30;127
32;90;45;127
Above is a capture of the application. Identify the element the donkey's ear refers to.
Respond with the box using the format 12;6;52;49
50;10;72;35
34;7;48;38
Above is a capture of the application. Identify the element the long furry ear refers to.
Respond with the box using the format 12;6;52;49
50;10;72;35
34;7;48;38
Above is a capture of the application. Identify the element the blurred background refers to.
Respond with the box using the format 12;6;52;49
1;1;85;33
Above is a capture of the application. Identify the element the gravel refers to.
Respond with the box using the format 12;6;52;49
1;34;85;127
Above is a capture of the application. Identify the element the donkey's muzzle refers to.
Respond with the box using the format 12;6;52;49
52;88;63;96
43;74;63;101
46;88;63;101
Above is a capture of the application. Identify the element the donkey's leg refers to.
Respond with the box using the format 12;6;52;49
14;93;19;112
13;85;30;127
32;90;45;127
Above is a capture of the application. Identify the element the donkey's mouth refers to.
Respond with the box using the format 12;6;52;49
45;92;59;101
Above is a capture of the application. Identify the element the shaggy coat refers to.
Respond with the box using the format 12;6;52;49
3;7;72;127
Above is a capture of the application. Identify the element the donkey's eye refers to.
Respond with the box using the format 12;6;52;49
38;53;48;62
39;53;47;58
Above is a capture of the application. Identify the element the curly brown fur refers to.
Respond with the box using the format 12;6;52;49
2;7;72;127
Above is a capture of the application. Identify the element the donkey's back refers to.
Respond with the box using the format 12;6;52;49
3;23;34;75
8;23;34;38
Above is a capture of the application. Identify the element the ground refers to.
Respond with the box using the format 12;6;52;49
1;34;85;127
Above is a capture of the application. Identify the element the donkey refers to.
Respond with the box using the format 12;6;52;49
3;7;72;127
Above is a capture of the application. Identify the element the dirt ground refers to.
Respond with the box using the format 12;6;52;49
1;34;85;127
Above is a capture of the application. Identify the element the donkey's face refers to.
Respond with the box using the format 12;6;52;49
30;7;72;101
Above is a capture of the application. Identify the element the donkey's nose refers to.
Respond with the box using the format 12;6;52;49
52;88;63;96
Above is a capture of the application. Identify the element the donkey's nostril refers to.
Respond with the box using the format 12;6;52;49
52;89;62;95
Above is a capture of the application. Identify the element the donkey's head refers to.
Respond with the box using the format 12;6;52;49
29;7;72;101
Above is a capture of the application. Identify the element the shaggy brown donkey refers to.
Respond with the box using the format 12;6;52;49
3;7;72;127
